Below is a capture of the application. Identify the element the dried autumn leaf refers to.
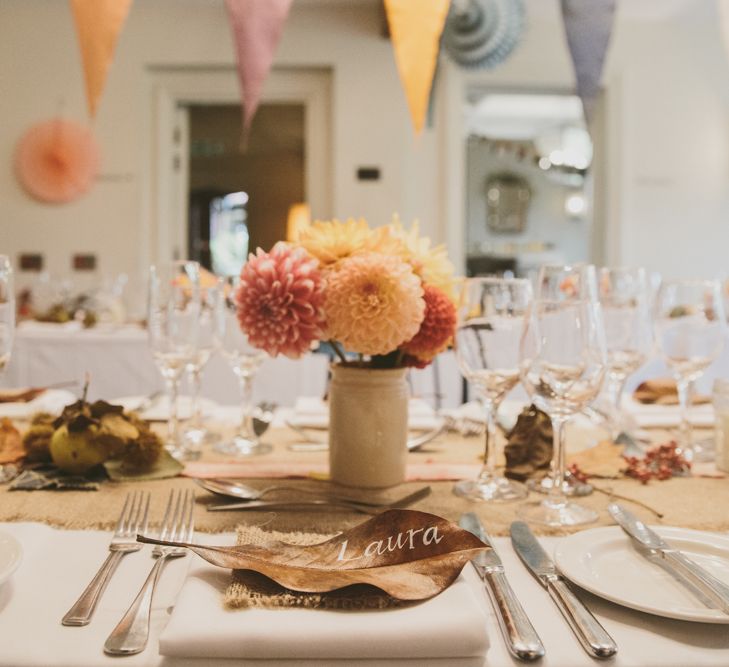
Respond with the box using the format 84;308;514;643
139;509;489;601
0;418;24;464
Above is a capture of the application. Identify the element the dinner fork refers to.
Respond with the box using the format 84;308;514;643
62;491;150;626
104;489;195;655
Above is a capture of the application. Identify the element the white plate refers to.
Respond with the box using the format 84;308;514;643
555;526;729;623
0;530;22;586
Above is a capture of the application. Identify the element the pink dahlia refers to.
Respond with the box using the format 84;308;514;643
400;284;456;365
236;242;326;358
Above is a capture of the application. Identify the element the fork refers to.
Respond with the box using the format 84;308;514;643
104;489;195;655
62;491;150;626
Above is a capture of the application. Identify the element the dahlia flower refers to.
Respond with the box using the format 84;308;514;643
400;284;457;364
388;217;456;299
298;218;374;268
236;242;326;358
324;253;425;356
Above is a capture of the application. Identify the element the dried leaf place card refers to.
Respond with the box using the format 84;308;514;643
139;509;490;601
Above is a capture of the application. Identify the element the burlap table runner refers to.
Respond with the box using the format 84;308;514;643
224;524;404;610
1;424;728;536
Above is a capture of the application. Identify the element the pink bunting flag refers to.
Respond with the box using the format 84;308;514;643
561;0;616;125
225;0;293;140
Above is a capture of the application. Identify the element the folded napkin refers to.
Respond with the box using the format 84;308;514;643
633;378;711;405
160;554;489;661
624;397;714;428
0;389;76;419
289;396;441;431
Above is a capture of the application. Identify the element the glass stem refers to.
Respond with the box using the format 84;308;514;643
238;373;255;440
609;372;628;441
165;375;180;450
189;366;202;430
477;399;498;482
676;377;692;455
548;416;568;506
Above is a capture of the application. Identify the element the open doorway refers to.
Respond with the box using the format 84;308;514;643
187;104;305;274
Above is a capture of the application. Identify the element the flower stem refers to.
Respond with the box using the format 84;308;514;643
329;340;348;365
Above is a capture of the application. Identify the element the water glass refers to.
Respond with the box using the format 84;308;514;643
0;256;15;375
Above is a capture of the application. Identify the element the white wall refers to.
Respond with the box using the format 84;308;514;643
2;0;729;286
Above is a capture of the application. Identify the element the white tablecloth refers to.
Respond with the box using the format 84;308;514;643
1;323;464;409
3;521;729;667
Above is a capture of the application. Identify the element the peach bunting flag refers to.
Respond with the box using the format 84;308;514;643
225;0;293;140
384;0;450;135
69;0;133;118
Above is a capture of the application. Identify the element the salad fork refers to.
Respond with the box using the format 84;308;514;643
104;489;195;655
62;491;150;626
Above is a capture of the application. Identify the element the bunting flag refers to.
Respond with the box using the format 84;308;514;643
560;0;616;125
225;0;293;139
69;0;133;118
384;0;450;135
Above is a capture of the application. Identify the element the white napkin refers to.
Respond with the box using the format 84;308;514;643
623;398;714;428
159;560;489;661
0;389;77;419
289;396;441;431
114;395;218;421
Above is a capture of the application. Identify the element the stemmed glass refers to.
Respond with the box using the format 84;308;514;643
599;267;653;440
654;280;726;462
519;264;607;526
182;280;221;451
453;277;531;502
147;261;201;460
213;276;271;456
0;256;15;376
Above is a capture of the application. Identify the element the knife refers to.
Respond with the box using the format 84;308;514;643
608;503;729;614
459;513;545;661
510;521;617;659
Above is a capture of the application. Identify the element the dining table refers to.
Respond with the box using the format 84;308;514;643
2;410;729;666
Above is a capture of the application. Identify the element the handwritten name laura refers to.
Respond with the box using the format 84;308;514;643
336;525;444;562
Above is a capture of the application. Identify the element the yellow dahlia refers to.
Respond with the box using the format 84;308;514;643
324;253;425;356
298;218;373;268
388;216;456;298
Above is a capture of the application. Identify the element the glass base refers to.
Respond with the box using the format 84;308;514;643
214;436;272;457
527;473;593;497
165;442;202;462
453;475;528;502
517;497;598;527
681;437;714;463
182;427;221;447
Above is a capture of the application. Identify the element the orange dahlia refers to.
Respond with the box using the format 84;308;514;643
400;284;457;365
236;242;326;358
324;253;424;355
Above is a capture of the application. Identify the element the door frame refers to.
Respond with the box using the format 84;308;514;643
142;66;332;266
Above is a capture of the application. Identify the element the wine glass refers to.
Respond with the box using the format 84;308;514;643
182;280;222;451
213;276;271;456
654;279;726;462
599;267;653;440
453;277;531;502
0;256;15;375
147;261;201;460
518;264;607;526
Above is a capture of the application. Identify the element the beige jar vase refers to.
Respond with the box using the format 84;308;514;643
328;364;409;488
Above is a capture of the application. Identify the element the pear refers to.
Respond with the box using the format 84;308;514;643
49;425;109;474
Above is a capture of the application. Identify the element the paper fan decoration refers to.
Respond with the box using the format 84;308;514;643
442;0;524;70
14;118;100;204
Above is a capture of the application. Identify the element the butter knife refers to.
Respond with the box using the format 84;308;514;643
510;521;617;659
459;513;545;661
608;503;729;614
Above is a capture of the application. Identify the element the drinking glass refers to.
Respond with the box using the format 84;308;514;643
453;277;531;502
147;261;201;460
654;280;726;462
599;267;653;440
182;280;221;451
0;256;15;375
518;264;607;526
214;276;271;456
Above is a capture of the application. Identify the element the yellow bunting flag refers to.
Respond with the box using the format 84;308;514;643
384;0;450;135
69;0;133;118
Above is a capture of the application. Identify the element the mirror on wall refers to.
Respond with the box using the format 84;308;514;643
464;91;593;278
